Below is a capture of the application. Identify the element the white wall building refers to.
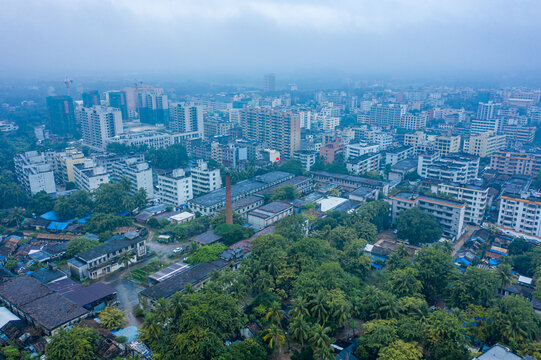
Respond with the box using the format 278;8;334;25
191;161;222;195
14;151;56;195
79;106;123;150
436;183;488;225
112;158;154;197
73;160;110;192
463;132;507;157
169;103;204;137
158;169;193;206
345;142;380;160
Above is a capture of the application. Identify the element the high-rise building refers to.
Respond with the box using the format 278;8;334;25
14;151;57;195
106;91;129;120
46;96;77;136
191;161;222;195
79;106;123;150
471;118;501;135
241;108;301;159
477;101;502;120
82;90;100;107
53;148;86;184
138;90;169;125
169;103;204;137
264;73;276;92
111;158;154;198
463;132;506;157
369;104;402;128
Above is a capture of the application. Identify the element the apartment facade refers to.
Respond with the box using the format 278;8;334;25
345;142;380;160
434;135;461;156
418;153;479;184
111;158;154;197
390;192;466;240
463;132;506;157
73;160;110;192
169;103;204;137
191;162;222;195
52;148;86;184
293;150;318;171
346;153;380;175
436;183;488;225
79;106;123;149
158;169;193;206
498;196;541;237
14;151;56;195
385;146;415;166
490;152;541;176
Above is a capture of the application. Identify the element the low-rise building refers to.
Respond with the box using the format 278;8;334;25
0;277;88;335
418;153;479;184
14;151;56;195
158;169;193;206
311;170;390;195
385;146;415;166
346;153;380;175
390;192;466;240
247;202;294;230
68;231;146;281
345;142;380;160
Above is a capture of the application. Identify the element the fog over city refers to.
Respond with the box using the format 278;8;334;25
2;0;541;81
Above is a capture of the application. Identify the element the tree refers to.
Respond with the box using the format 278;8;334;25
4;256;18;271
45;327;99;360
265;301;285;327
213;224;254;246
378;340;423;360
210;209;244;228
214;339;267;360
274;214;308;242
98;306;126;330
508;238;533;255
147;143;189;170
355;319;397;360
309;324;333;360
270;185;300;201
2;345;19;360
414;245;457;303
263;325;286;354
448;266;499;308
118;251;133;273
66;237;100;258
54;190;93;220
497;263;515;288
386;267;423;298
277;159;305;176
28;190;54;215
424;310;469;360
187;244;227;265
396;207;442;245
289;315;311;346
361;171;384;181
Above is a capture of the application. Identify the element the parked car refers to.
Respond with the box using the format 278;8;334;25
173;247;184;253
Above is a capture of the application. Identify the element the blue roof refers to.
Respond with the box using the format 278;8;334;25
489;259;500;265
112;325;139;342
78;216;90;224
47;222;69;231
456;257;471;265
40;211;59;221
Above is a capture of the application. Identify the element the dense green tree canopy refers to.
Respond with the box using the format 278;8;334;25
396;207;442;245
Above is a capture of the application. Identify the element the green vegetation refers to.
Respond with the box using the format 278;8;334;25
131;258;169;282
396;207;442;245
213;223;254;246
66;237;100;258
270;185;300;201
54;190;93;220
158;216;211;243
187;243;227;265
147;143;189;170
98;306;126;330
277;158;305;176
45;327;100;360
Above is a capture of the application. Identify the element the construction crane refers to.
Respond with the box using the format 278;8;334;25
64;76;73;96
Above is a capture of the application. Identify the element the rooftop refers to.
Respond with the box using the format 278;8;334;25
47;278;117;307
391;192;466;208
76;233;144;262
192;230;222;245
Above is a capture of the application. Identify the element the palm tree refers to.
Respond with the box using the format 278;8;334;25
289;315;310;346
310;324;333;359
154;299;170;324
266;301;285;327
497;264;514;288
118;251;132;275
263;325;286;358
290;297;310;319
310;291;329;324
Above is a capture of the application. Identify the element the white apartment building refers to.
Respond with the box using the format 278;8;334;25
73;160;110;192
112;158;154;198
158;169;193;206
345;142;380;160
463;132;506;157
293;150;318;171
322;116;340;131
434;135;461;156
404;131;427;153
169;103;204;137
372;133;394;150
385;146;415;166
299;111;312;130
418;153;479;184
498;195;541;237
436;183;488;225
471;118;501;136
346;153;380;175
107;131;172;149
400;113;427;130
390;192;466;240
190;162;222;195
79;106;123;150
14;151;56;195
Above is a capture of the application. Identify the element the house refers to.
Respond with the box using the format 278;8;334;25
139;259;230;307
0;277;88;335
68;231;146;281
247;202;294;230
48;278;117;314
192;230;222;245
31;266;68;284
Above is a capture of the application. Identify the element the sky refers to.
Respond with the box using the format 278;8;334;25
1;0;541;81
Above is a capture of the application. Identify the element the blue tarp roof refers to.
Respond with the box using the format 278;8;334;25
40;211;59;221
47;222;69;231
78;216;90;224
489;259;500;265
456;257;471;265
112;325;139;342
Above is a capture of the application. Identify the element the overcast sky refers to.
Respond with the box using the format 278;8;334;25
1;0;541;80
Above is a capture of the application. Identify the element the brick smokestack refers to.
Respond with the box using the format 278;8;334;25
225;173;233;225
